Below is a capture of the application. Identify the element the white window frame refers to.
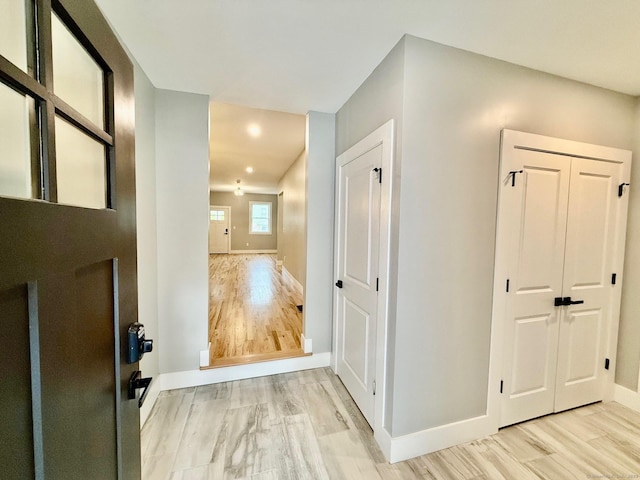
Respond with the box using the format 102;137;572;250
249;201;272;235
210;208;225;221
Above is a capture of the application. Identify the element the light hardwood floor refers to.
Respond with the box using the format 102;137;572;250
208;254;304;367
142;367;640;479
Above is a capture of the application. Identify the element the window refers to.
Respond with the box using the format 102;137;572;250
0;3;112;209
249;201;272;234
210;209;225;221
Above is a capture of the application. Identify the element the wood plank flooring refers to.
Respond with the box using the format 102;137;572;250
142;367;640;479
208;254;304;367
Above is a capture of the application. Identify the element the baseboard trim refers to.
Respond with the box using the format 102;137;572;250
282;266;303;291
301;334;312;354
159;352;331;391
613;383;640;411
199;343;211;368
229;249;277;254
375;427;393;462
387;414;494;463
139;376;162;428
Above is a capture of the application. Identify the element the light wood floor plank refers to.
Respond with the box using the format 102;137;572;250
207;254;304;367
223;403;272;479
172;399;228;471
142;368;640;479
282;413;331;480
525;453;582;480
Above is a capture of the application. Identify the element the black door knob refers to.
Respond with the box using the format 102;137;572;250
335;280;343;288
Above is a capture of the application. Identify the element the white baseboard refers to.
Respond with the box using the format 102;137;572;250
199;343;211;368
282;266;303;291
387;414;495;463
139;376;162;428
301;334;312;354
375;427;393;462
229;249;277;254
159;352;330;391
613;383;640;411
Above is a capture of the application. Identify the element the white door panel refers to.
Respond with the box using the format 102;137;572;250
497;130;630;428
335;144;381;427
555;159;619;412
343;298;370;387
501;150;570;427
515;163;570;293
209;206;230;254
345;170;375;287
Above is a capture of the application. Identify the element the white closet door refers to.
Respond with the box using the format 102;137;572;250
500;149;571;427
554;158;621;412
496;130;631;429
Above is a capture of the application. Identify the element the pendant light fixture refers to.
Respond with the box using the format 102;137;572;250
233;179;244;196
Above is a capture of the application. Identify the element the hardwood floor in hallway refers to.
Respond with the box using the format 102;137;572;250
141;367;640;479
208;254;304;367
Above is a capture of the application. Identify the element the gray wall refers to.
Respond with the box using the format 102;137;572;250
304;111;336;353
618;99;640;390
336;38;406;430
208;192;278;251
337;34;637;438
133;61;159;381
156;89;210;373
278;151;306;286
395;35;635;436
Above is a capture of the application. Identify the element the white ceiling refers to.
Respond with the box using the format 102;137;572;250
95;1;640;193
209;103;306;194
96;0;640;116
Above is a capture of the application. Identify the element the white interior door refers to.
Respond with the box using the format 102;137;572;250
209;206;230;254
555;158;620;412
335;144;381;427
500;149;571;427
496;130;631;428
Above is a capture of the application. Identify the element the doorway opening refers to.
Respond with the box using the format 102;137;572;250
206;102;307;368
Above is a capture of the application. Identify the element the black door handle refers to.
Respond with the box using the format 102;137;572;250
335;280;343;288
128;370;152;408
554;297;584;306
224;228;228;235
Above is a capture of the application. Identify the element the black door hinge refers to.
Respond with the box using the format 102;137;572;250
509;170;523;187
376;277;379;292
500;380;504;394
373;380;376;395
612;273;617;285
373;167;382;183
605;358;610;370
619;183;630;197
506;279;510;293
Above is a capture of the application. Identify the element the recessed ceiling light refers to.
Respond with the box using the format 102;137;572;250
247;124;261;138
246;167;254;173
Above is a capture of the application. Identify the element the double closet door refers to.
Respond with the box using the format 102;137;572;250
497;130;631;428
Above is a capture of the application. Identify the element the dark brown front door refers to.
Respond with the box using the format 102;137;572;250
0;0;139;478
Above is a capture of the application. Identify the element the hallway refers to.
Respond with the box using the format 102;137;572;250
141;367;640;479
208;254;304;367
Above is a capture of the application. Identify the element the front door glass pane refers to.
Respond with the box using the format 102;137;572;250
55;116;106;209
0;82;34;199
0;0;28;72
52;13;104;128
